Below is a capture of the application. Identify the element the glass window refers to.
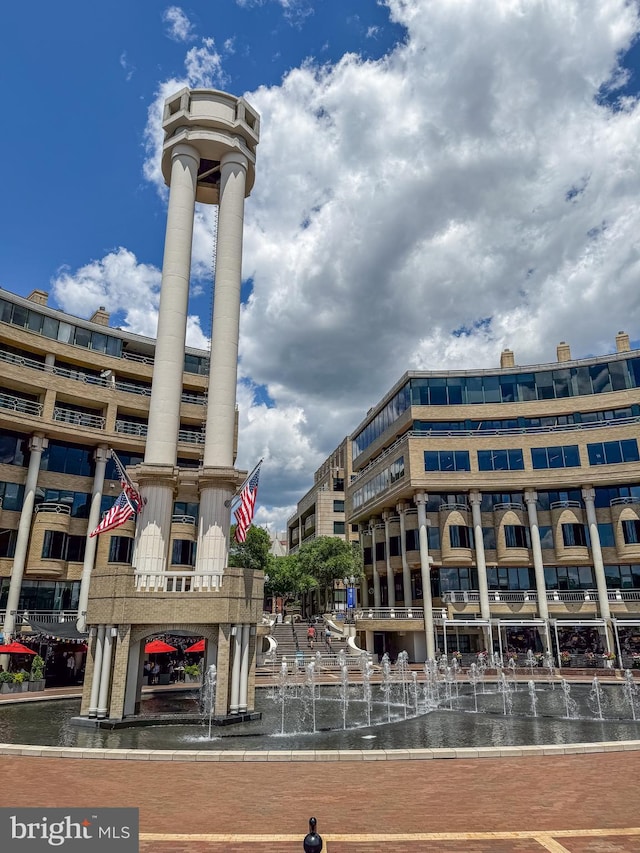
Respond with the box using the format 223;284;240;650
0;431;28;466
1;482;24;511
536;371;555;400
389;535;400;557
517;374;536;401
171;539;196;566
42;531;67;560
405;529;419;551
66;535;86;562
27;311;43;333
504;525;529;548
375;541;385;561
57;322;74;344
333;521;345;535
622;439;640;462
562;523;588;547
531;445;580;469
483;375;500;403
622;520;640;545
553;369;571;398
482;527;496;549
449;526;472;548
531;448;548;470
446;378;464;404
590;363;611;394
428;526;441;550
73;326;91;348
0;529;17;558
424;450;470;472
333;500;345;512
467;376;483;404
109;536;134;564
571;366;592;396
105;336;122;357
597;523;615;548
11;305;28;327
41;315;59;339
538;526;554;549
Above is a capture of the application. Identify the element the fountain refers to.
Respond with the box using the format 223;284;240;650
306;662;318;733
468;663;480;713
497;671;513;715
525;649;537;677
589;677;604;721
201;664;217;739
622;670;639;721
527;680;538;718
560;679;579;719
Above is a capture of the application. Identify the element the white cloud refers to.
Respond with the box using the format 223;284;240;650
50;248;208;349
119;52;136;81
53;0;640;534
162;6;195;42
235;0;313;25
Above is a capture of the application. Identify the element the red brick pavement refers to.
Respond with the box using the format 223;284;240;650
0;752;638;851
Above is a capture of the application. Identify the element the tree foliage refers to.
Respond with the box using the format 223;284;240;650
228;524;272;572
265;554;316;601
296;536;363;588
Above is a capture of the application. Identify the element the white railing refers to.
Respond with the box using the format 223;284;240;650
134;571;221;592
121;351;154;366
440;502;469;512
442;588;635;605
115;419;148;437
549;500;582;510
177;430;204;445
171;515;196;525
610;496;639;506
13;609;79;623
355;607;428;620
53;407;105;429
494;502;524;511
34;503;72;515
0;392;43;416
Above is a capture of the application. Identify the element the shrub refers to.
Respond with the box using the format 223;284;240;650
0;671;15;684
184;664;200;678
30;655;45;681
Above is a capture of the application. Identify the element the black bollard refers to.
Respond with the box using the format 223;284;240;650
303;816;323;852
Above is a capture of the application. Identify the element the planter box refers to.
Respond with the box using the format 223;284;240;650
184;674;199;683
0;683;13;694
28;680;45;692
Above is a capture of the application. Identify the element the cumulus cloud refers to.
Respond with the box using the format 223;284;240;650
54;0;640;533
51;248;208;348
162;6;195;42
235;0;313;25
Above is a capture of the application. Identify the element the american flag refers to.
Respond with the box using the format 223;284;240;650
234;462;262;543
90;482;141;538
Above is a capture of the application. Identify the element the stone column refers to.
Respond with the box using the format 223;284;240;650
145;142;199;465
3;434;48;642
415;492;435;660
229;624;243;713
370;519;381;607
469;492;491;621
382;510;395;608
239;623;251;712
77;445;109;632
359;526;370;607
88;625;105;718
133;468;177;574
397;502;412;608
97;626;115;719
524;490;549;622
582;487;611;622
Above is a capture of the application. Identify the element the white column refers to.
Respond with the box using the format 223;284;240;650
88;625;105;718
524;490;549;622
359;527;370;607
415;492;435;660
469;492;491;621
145;142;199;465
238;623;251;712
133;477;176;574
203;151;249;468
194;483;231;583
582;487;611;622
77;446;109;633
229;624;242;714
397;502;412;608
370;520;381;608
3;435;47;642
97;626;115;719
382;511;395;608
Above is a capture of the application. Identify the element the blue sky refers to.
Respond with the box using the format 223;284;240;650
2;1;640;532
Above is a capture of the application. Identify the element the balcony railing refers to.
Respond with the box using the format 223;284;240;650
0;392;43;417
53;407;105;429
440;502;469;512
178;429;204;445
115;419;148;437
134;571;221;592
549;500;582;510
494;502;524;511
354;607;448;621
171;514;196;525
444;588;640;605
34;503;72;516
0;609;80;627
610;496;639;506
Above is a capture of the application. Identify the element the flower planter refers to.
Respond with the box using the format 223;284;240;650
0;683;12;694
28;680;45;692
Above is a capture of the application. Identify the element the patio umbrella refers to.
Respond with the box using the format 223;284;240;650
185;639;205;653
144;640;177;654
0;642;36;655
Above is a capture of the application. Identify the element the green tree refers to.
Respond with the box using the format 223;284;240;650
297;536;363;608
265;554;316;607
228;524;272;572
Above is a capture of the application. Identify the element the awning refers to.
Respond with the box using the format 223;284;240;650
23;617;88;639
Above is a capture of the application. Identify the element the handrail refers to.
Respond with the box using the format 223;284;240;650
493;502;524;511
0;392;43;417
134;570;222;592
171;514;196;525
444;587;640;605
440;502;469;512
610;496;639;506
53;407;105;429
550;500;581;510
178;430;204;445
34;502;72;515
116;420;148;437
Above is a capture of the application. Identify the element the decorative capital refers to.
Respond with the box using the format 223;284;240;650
414;491;428;506
382;510;393;522
29;434;48;454
396;501;409;514
581;486;595;503
524;489;538;505
95;445;110;463
469;490;482;506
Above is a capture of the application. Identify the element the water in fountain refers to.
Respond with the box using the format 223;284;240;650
411;671;419;717
497;671;513;715
362;660;374;727
277;661;288;734
589;677;604;721
527;680;538;718
397;651;410;719
544;652;556;687
525;649;537;677
339;664;349;730
381;654;392;723
444;667;455;711
201;664;217;739
306;662;317;733
493;652;503;670
477;655;487;693
468;663;480;712
560;679;579;719
438;654;448;674
622;670;639;721
507;658;518;691
423;661;439;710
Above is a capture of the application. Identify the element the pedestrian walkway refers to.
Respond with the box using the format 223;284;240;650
0;751;638;851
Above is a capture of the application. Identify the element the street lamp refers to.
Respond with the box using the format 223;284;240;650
343;575;356;620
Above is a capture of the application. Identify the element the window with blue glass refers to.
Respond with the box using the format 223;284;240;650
42;441;94;477
605;564;640;588
482;527;496;549
622;520;640;545
531;445;580;469
562;523;588;547
0;529;17;558
333;500;345;512
424;450;470;472
449;525;473;548
171;539;196;566
587;439;639;466
544;566;594;590
108;536;134;564
504;525;530;548
333;521;345;534
487;566;535;590
477;449;524;471
0;431;29;466
0;482;24;512
538;526;554;549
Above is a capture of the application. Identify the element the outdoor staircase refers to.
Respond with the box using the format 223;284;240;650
268;622;346;664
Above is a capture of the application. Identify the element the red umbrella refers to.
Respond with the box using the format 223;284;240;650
185;639;205;653
0;642;36;655
144;640;177;654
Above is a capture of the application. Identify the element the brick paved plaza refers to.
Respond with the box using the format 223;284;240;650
0;750;638;852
